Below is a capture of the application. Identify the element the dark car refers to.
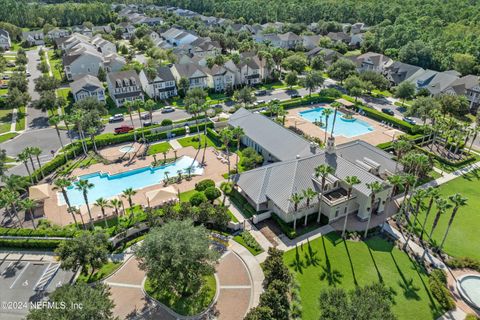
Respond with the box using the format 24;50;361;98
403;117;416;125
290;93;301;98
109;114;124;123
381;108;394;116
114;125;134;134
255;90;267;96
161;106;175;113
141;112;151;120
143;121;158;127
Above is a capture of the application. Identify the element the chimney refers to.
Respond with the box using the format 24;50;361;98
326;136;336;154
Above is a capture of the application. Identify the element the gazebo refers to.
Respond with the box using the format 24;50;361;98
335;98;354;108
144;186;178;208
28;184;51;218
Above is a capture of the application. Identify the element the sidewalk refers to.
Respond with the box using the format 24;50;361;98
0;250;58;262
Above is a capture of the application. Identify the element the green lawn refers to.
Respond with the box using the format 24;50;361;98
227;209;239;223
145;274;216;316
15;106;25;131
76;261;122;284
179;189;197;202
0;88;8;95
0;108;13;133
412;169;480;260
48;50;63;81
147;142;172;155
0;132;18;143
177;134;218;149
284;233;443;320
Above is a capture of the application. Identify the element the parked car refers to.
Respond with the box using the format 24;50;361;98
2;75;9;80
213;104;223;109
141;112;151;120
109;114;124;123
290;93;301;98
26;71;31;77
0;84;8;89
114;125;134;134
403;117;416;125
161;106;175;113
381;108;394;116
255;90;267;96
253;100;265;106
143;121;158;127
6;62;15;67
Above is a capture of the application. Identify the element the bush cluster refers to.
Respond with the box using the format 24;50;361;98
240;231;262;252
195;179;216;191
428;269;455;310
0;238;63;249
447;256;480;272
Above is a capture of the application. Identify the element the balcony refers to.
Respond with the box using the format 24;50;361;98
322;188;354;206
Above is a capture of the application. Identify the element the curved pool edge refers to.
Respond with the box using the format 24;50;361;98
456;274;480;310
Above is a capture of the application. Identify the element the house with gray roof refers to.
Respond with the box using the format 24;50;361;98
407;69;459;96
46;28;70;40
384;61;424;86
161;27;198;47
0;29;11;50
254;32;302;49
22;31;45;46
139;66;177;100
70;75;105;103
442;75;480;112
231;110;399;224
350;52;393;74
106;70;144;107
171;63;208;89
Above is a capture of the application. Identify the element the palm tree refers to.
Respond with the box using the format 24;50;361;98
68;206;85;229
267;100;279;117
364;181;383;238
124;101;136;140
49;115;67;161
439;194;467;251
70;110;88;156
53;178;73;209
30;147;44;179
392;140;412;172
185;166;193;180
396;174;416;224
289;193;304;231
122;188;137;210
277;106;287;125
25;147;37;173
134;99;146;141
110;198;123;218
419;187;439;242
220;181;233;206
62;114;77;157
3;174;28;193
302;187;317;226
232;126;245;173
94;197;111;228
330;106;338;138
321;108;333;143
145;99;156;123
187;103;201;142
17;150;33;184
20;198;37;230
403;188;427;249
1;190;22;227
220;128;234;180
87;127;98;153
342;176;361;237
162;150;168;163
314;164;334;223
200;103;210;165
75;179;94;229
428;198;451;242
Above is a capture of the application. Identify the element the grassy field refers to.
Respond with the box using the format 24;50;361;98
177;134;218;149
15;106;25;131
0;108;13;133
0;132;18;143
178;189;197;202
76;261;122;284
48;50;63;81
284;233;443;320
147;142;172;155
412;169;480;260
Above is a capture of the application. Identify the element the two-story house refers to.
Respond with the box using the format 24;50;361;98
71;26;93;37
237;53;268;86
22;31;45;46
91;35;116;55
206;65;236;92
0;29;11;50
70;75;105;103
46;28;70;40
171;63;208;89
442;75;480;113
161;27;198;47
254;32;302;49
139;66;178;100
107;70;144;107
350;52;394;73
384;61;425;86
117;22;136;40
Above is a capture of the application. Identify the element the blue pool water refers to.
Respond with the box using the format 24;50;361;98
59;156;203;206
299;107;374;138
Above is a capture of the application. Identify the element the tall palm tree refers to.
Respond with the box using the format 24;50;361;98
364;181;383;238
342;176;361;237
277;106;287;125
87;127;98;153
232;126;245;173
70;109;88;156
396;174;416;224
220;128;234;180
68;206;85;229
25;147;37;173
17;150;33;184
314;164;334;223
302;187;317;226
94;197;111;228
186;103;201;142
61;114;77;158
124;101;136;140
200;103;210;165
122;188;137;210
403;188;427;249
110;198;123;217
428;198;451;242
1;190;22;227
49;115;67;161
134;99;146;141
392;140;412;172
145;99;156;123
220;181;233;206
30;147;44;179
3;174;28;193
75;179;94;228
439;194;467;251
330;106;338;138
20;198;37;230
419;187;439;242
53;178;73;210
321;108;333;143
289;192;304;231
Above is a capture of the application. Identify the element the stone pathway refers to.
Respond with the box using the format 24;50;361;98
169;139;183;150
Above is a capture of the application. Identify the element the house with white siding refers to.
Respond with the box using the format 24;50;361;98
139;66;178;100
0;29;11;50
107;70;144;107
70;75;105;103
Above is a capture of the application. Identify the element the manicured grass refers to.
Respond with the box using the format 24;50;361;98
15;106;25;131
0;108;13;133
371;89;393;97
177;134;217;149
147;142;172;155
227;209;239;223
145;274;216;316
76;261;122;284
233;232;263;256
344;49;361;56
48;50;63;81
0;132;18;143
179;189;197;202
0;88;8;95
284;233;443;320
412;169;480;260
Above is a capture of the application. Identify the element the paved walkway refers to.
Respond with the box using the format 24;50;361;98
169;139;183;150
0;250;58;262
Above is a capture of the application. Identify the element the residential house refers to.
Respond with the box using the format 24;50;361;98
60;33;90;52
171;63;208;89
206;65;236;92
91;35;116;55
384;61;425;86
46;28;70;40
142;17;164;26
254;32;302;49
326;32;351;45
92;25;113;35
173;37;221;58
236;52;268;85
307;47;343;66
22;31;45;46
407;70;459;96
350;52;394;73
0;29;11;50
71;26;93;37
139;66;178;100
117;22;136;40
161;27;198;46
107;70;144;107
302;35;321;50
231;108;398;224
442;75;480;112
70;75;105;103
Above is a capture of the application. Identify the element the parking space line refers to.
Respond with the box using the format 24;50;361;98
9;262;30;289
33;262;51;289
1;261;13;276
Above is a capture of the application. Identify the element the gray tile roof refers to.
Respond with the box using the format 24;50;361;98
229;108;315;161
70;75;103;94
385;61;424;85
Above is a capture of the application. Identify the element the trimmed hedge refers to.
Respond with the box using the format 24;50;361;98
377;134;425;150
447;256;480;272
0;227;77;238
0;238;63;249
206;127;221;145
414;145;476;167
272;212;297;239
428;269;455;310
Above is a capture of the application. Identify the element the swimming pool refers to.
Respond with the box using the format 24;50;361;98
299;107;374;138
59;156;203;206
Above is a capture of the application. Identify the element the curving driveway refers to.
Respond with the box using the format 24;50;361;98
104;249;254;320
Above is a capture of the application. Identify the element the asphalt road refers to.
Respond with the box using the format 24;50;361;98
25;49;50;130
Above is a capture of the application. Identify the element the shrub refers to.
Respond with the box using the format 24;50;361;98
189;192;208;206
160;119;173;126
195;179;216;191
0;227;77;237
428;273;455;310
0;238;63;249
241;147;263;170
465;315;480;320
240;231;262;252
271;213;296;239
447;256;480;272
204;186;221;202
319;88;342;98
430;269;448;285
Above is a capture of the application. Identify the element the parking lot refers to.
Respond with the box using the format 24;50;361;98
0;259;75;320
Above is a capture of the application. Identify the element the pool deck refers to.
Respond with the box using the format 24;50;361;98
446;268;480;317
42;145;229;226
286;105;404;146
